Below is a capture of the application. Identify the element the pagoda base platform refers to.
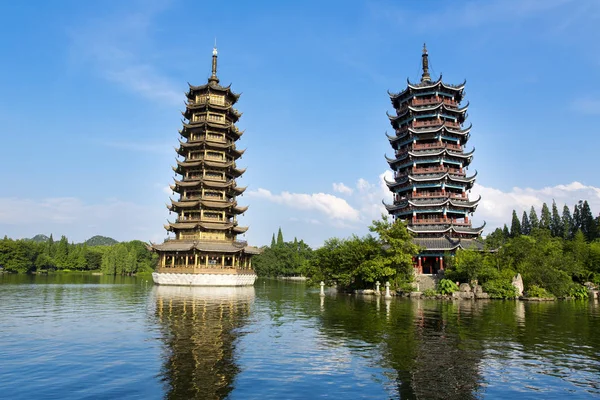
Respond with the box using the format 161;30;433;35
152;269;256;286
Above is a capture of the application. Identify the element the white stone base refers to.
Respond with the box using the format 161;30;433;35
152;272;257;286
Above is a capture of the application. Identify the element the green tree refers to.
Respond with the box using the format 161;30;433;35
550;200;563;237
529;206;539;229
502;224;510;238
510;210;521;237
540;203;551;230
521;211;531;236
562;204;573;239
54;236;69;268
581;200;596;241
276;227;284;246
270;233;276;248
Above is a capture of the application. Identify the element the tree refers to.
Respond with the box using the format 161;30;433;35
521;211;531;235
561;204;573;239
54;236;69;268
573;201;582;233
510;210;521;237
502;224;510;238
540;203;551;230
581;200;596;241
550;200;563;237
276;227;284;246
529;206;539;229
270;234;276;248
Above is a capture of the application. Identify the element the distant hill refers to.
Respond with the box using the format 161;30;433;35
29;234;50;243
84;235;119;246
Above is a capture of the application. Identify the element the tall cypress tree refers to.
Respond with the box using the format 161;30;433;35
529;206;539;230
573;201;582;234
270;233;276;248
510;210;521;237
502;224;510;238
581;200;596;241
540;203;551;230
561;204;573;239
550;200;563;237
276;227;284;246
521;211;531;235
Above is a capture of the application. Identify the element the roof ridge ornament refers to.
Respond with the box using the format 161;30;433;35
209;40;219;84
421;43;431;83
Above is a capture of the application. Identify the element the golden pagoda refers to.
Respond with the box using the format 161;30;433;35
152;46;259;286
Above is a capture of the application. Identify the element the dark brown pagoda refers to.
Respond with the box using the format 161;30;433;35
152;47;259;286
384;44;485;274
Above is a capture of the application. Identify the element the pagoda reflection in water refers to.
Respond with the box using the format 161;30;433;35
154;286;254;400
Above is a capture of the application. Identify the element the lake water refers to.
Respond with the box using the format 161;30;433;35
0;274;599;399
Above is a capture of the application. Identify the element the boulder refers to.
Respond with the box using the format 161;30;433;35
475;292;490;300
473;285;483;294
589;290;599;300
459;292;474;299
584;282;596;290
511;273;524;296
459;283;472;292
452;292;460;299
410;291;423;298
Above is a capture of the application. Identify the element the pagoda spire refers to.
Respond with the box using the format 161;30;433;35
209;41;219;84
421;43;431;82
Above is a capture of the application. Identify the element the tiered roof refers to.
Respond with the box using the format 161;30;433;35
384;44;483;250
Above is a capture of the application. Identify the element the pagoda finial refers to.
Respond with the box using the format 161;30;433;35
421;43;431;83
209;40;219;84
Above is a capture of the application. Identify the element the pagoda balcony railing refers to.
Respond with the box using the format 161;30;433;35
408;191;467;199
412;120;460;129
177;216;234;223
409;97;458;107
412;218;470;225
412;142;462;151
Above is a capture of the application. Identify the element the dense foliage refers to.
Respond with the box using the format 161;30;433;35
252;228;313;277
303;216;421;290
446;200;600;298
0;234;156;275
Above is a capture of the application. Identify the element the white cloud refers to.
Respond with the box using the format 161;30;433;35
332;182;353;195
0;196;167;243
471;181;600;232
247;189;360;222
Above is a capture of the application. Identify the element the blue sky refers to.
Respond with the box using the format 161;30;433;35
1;0;599;247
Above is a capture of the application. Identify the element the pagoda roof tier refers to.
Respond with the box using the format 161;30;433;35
385;171;477;187
168;199;247;214
186;82;241;102
171;178;236;190
386;126;472;147
388;77;466;101
383;195;480;212
233;226;249;234
406;222;485;235
175;158;235;170
385;147;475;166
389;124;472;140
393;102;469;120
172;163;246;178
183;104;242;122
180;122;244;140
165;221;241;231
176;140;245;158
388;113;466;128
152;239;259;254
412;236;485;251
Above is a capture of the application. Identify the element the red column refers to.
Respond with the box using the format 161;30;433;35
439;257;444;271
417;257;422;274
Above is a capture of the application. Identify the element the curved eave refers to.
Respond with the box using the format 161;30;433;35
384;176;408;188
449;195;482;208
454;222;486;234
232;186;247;195
385;153;408;166
187;82;241;101
233;205;249;213
447;147;475;158
407;225;452;234
448;171;477;183
233;226;248;234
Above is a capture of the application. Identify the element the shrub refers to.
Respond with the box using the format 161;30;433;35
568;285;589;300
422;288;437;297
525;285;554;299
438;279;459;295
397;282;416;293
482;279;517;299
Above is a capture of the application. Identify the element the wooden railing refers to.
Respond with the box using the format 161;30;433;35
412;218;470;225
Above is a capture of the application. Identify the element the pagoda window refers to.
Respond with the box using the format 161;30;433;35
205;171;224;181
204;190;224;200
207;132;225;142
209;94;225;105
203;211;223;220
206;151;224;160
208;113;224;123
195;94;209;104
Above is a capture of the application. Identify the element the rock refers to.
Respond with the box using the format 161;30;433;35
452;292;460;299
511;273;524;296
459;292;474;299
473;285;483;294
589;290;598;300
475;292;489;299
459;283;471;292
584;282;596;290
410;291;422;298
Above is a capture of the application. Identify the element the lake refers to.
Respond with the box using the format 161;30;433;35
0;274;598;399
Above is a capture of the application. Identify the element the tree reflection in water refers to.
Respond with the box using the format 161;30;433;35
154;286;254;400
